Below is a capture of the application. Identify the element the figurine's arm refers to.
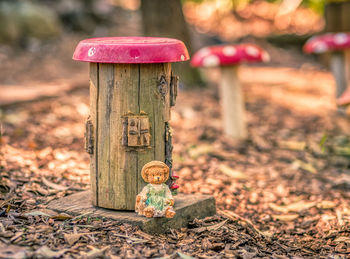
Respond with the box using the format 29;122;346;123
137;185;150;202
164;184;174;206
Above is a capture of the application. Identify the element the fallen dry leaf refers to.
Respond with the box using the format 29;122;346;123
24;208;58;217
79;246;110;259
10;232;24;242
0;243;28;259
64;232;99;246
208;149;239;160
42;177;69;191
188;144;213;158
35;246;68;258
219;164;247;179
269;200;316;213
178;252;196;259
277;140;306;151
317;201;336;210
272;214;299;222
218;210;267;238
50;213;73;220
191;219;228;233
333;236;350;244
292;160;317;174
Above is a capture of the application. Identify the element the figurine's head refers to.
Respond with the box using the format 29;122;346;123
141;161;169;184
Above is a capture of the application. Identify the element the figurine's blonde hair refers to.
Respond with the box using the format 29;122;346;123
141;161;169;183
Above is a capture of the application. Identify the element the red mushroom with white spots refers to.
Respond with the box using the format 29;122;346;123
304;33;350;98
191;44;270;139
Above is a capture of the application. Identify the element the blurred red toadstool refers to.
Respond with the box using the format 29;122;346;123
191;44;270;139
304;33;350;98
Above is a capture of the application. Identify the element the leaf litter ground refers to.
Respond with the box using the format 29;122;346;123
1;62;350;258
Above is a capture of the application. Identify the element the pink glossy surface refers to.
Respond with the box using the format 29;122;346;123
191;44;269;67
304;33;350;54
73;37;189;63
170;183;179;190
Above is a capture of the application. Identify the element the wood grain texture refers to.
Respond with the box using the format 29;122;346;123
113;64;140;210
90;63;172;210
220;66;247;139
138;63;171;196
89;63;98;205
97;64;115;208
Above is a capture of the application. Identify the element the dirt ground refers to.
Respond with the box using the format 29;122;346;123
1;3;350;259
1;54;350;258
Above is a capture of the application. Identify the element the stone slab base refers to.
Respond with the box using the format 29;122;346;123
47;191;216;234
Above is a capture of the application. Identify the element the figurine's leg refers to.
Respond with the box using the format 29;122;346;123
136;203;145;215
165;207;176;218
144;207;155;218
135;197;143;213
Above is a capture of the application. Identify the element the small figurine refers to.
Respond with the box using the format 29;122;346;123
135;161;176;218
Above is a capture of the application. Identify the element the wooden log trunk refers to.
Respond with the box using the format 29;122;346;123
87;62;173;210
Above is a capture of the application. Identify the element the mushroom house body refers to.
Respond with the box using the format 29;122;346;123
73;37;189;210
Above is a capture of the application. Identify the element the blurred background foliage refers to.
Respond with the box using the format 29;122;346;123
0;0;326;45
0;0;326;86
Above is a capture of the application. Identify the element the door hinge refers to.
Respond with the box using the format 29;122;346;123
170;74;178;106
157;75;168;99
85;118;94;154
165;122;173;170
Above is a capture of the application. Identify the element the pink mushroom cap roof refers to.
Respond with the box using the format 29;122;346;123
73;37;189;64
303;33;350;54
190;44;270;67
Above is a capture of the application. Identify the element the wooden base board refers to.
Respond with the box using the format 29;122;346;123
47;191;216;234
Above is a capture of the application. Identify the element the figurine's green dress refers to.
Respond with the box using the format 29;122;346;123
137;183;173;217
145;184;167;212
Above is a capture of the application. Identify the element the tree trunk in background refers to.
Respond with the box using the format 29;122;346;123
341;2;350;32
324;3;342;32
140;0;203;88
325;1;350;32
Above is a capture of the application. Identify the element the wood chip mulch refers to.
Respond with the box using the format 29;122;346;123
1;66;350;258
